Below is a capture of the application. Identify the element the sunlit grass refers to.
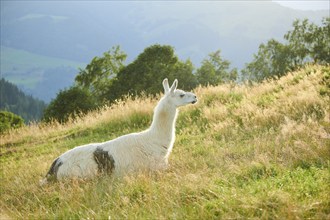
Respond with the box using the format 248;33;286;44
1;65;329;219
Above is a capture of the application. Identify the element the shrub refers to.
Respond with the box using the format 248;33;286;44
0;111;24;133
43;87;97;123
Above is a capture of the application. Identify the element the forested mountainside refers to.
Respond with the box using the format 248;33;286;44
0;78;46;122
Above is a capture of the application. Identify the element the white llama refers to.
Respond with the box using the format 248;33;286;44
41;78;197;184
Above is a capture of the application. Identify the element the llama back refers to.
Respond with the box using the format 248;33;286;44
102;131;168;174
41;132;163;183
56;143;101;179
40;143;101;185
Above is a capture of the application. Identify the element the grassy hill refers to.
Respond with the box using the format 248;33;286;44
0;65;329;219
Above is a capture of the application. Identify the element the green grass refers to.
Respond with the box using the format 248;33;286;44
1;65;329;219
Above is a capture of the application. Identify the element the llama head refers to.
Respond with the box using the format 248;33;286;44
162;78;197;107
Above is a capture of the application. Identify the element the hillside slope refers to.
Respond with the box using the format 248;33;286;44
0;65;329;219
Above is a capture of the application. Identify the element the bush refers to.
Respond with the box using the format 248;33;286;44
43;87;97;123
0;111;24;133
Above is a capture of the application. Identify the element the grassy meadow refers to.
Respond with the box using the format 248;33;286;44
1;65;329;219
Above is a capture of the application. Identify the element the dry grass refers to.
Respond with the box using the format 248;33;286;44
1;96;156;146
1;65;329;219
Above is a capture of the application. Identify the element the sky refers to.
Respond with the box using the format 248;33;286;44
272;0;329;11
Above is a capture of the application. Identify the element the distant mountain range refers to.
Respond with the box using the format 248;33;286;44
1;1;328;102
1;46;83;102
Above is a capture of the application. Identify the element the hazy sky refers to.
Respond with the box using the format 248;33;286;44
2;1;329;11
272;0;329;11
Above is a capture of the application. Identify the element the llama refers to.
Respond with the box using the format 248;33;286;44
41;78;197;184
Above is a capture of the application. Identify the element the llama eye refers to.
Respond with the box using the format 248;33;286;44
180;94;185;98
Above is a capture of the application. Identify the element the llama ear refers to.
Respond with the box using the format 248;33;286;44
162;78;170;94
170;79;178;93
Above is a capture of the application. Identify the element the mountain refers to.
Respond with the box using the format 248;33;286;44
1;1;328;101
0;78;47;122
1;65;329;219
1;46;84;102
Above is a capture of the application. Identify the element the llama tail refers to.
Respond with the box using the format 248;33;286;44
40;157;63;186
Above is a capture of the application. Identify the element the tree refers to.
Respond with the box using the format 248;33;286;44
242;17;330;81
171;59;198;91
196;50;237;86
44;45;198;122
43;87;97;123
312;17;330;64
285;17;330;65
75;46;127;103
0;111;24;134
242;40;293;81
108;44;197;99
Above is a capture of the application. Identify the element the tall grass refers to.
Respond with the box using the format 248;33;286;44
1;65;329;219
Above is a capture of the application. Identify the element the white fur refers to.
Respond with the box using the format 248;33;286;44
41;78;197;183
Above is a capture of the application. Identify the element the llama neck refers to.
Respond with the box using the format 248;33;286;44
149;98;177;145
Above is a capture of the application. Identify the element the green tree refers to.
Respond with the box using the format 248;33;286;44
75;46;127;103
285;17;330;64
313;17;330;64
0;111;24;134
108;44;197;99
242;40;293;81
242;18;330;82
171;59;198;90
43;87;97;123
196;50;237;86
